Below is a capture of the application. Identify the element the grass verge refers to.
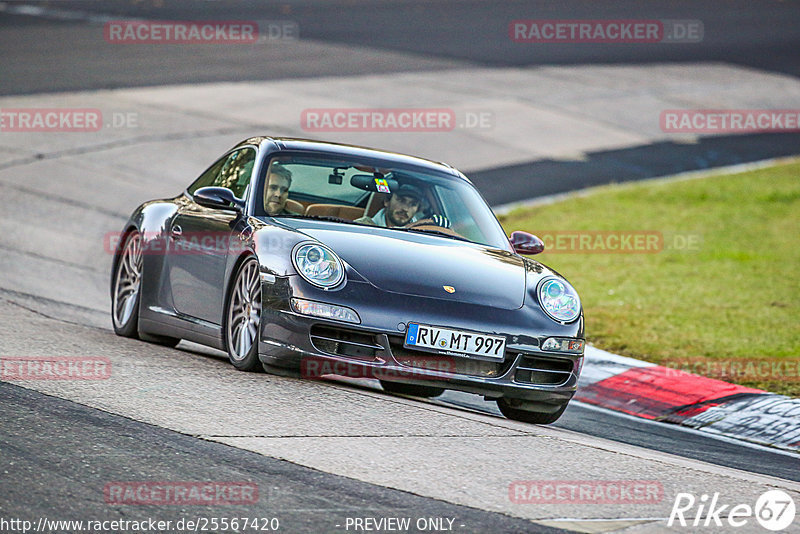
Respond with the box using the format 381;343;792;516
498;161;800;396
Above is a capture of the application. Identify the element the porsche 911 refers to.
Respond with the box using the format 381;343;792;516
111;137;584;424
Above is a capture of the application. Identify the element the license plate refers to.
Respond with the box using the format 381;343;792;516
404;323;506;361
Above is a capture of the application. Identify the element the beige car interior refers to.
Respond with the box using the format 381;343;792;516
283;192;389;221
281;188;443;226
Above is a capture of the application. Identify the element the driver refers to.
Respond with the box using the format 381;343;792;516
355;184;452;229
355;184;424;227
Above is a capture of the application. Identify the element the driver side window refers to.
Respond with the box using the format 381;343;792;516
187;147;256;199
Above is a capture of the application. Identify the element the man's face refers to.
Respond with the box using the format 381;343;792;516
265;172;290;215
385;194;420;227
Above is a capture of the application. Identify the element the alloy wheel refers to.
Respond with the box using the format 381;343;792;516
227;259;261;362
113;232;142;330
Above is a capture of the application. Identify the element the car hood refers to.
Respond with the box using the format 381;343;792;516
296;223;526;310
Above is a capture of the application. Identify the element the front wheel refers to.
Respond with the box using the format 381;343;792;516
496;398;568;425
112;230;143;338
225;257;263;371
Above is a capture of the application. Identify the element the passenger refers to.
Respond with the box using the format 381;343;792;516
264;162;299;215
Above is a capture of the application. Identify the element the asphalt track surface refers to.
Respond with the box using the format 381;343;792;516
442;390;800;484
2;0;800;95
1;381;565;534
470;133;800;206
1;290;798;533
1;1;799;532
2;2;800;205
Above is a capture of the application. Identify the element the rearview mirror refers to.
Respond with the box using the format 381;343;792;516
350;174;399;193
509;231;544;255
193;186;244;212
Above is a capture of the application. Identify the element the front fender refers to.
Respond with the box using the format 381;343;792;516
251;222;307;277
250;218;367;283
522;257;584;338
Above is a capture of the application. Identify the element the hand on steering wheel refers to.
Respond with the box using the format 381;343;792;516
431;214;451;228
408;214;451;229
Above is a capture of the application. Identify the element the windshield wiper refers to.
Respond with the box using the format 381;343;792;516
270;214;366;226
271;214;472;242
396;226;472;243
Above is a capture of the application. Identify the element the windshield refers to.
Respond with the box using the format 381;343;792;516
254;153;511;250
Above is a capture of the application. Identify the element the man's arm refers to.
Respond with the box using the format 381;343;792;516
353;216;377;226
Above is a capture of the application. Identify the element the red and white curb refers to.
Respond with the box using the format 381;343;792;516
577;347;800;452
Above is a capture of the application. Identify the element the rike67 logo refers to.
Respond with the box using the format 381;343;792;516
669;490;796;531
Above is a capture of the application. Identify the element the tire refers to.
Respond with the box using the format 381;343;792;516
380;380;444;398
111;230;143;338
496;398;568;425
224;257;263;371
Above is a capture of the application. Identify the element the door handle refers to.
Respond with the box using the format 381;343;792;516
171;225;183;240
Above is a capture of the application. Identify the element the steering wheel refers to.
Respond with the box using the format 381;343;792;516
406;215;462;237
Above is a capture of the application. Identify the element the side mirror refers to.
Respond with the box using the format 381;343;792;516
193;186;244;212
509;230;544;255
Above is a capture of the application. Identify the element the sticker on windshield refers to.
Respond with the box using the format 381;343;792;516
374;178;391;193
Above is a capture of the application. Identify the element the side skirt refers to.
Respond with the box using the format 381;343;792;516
139;306;224;351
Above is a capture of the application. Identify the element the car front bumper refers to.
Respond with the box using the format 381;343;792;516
258;276;583;409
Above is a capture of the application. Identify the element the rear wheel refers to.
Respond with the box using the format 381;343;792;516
225;257;262;371
112;231;143;338
380;381;444;398
497;398;567;425
111;231;182;347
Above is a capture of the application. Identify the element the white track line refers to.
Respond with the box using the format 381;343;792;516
572;400;800;459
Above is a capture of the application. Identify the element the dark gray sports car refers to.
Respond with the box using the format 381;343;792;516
111;137;584;424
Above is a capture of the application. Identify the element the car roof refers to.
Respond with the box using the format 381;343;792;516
232;136;469;183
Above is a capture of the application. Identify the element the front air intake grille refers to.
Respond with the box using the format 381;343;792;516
310;325;383;360
515;355;574;385
388;336;511;377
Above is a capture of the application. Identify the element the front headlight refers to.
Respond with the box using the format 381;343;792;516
537;277;581;323
292;243;345;289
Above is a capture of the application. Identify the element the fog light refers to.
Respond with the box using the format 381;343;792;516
291;298;360;324
541;337;585;354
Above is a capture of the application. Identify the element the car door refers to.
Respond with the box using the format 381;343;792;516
167;147;256;324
